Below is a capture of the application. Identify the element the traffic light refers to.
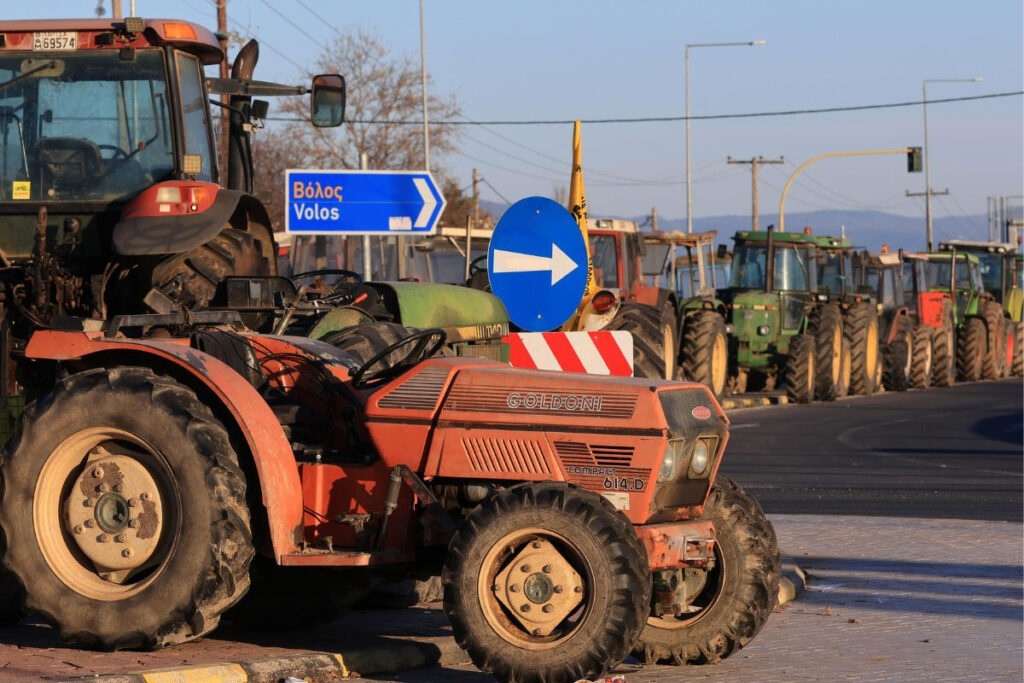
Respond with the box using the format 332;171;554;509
907;147;922;173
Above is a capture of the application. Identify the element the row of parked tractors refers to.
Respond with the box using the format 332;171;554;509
0;18;788;683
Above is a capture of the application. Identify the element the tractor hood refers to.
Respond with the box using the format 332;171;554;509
368;282;509;342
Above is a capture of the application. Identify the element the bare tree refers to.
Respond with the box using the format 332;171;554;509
551;183;567;206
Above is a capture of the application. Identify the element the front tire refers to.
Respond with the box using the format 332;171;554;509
846;302;880;395
680;310;729;399
811;305;844;401
606;303;675;380
0;367;253;650
909;324;933;389
932;302;956;387
443;484;650;683
981;301;1007;380
956;317;986;381
1011;321;1023;377
784;333;815;404
881;318;912;392
633;478;780;665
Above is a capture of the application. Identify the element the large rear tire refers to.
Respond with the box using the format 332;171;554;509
846;303;880;395
956;317;986;382
784;333;815;404
811;305;844;401
633;478;780;665
1011;321;1024;377
443;484;650;683
909;324;933;389
931;301;956;387
0;569;22;626
0;367;253;650
149;227;271;311
606;303;675;380
680;310;729;399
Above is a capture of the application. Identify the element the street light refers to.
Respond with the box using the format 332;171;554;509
922;76;982;251
685;40;765;233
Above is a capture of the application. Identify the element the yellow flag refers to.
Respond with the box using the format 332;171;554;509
562;120;596;330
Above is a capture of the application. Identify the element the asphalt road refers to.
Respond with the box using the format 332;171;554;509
720;379;1024;522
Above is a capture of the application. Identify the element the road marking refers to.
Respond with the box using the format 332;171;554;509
143;663;247;683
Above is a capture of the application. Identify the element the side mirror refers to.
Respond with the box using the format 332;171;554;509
311;74;346;127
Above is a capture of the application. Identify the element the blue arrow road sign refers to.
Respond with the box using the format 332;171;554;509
488;196;588;332
284;169;446;235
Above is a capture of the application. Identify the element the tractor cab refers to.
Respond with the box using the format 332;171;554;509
938;239;1022;322
916;251;984;325
852;247;905;312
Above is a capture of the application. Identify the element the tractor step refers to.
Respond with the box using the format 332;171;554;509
279;548;414;567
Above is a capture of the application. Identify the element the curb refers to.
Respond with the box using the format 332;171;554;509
721;394;789;410
76;639;471;683
778;555;807;605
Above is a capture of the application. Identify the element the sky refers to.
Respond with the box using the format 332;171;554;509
12;1;1024;240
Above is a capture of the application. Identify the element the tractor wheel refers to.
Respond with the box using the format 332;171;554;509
932;302;956;387
784;333;815;404
149;227;271;311
606;303;675;380
1011;321;1024;377
845;303;880;395
443;483;650;683
956;317;986;382
226;558;380;628
0;367;252;650
0;569;22;626
981;301;1007;380
660;300;681;372
811;305;844;401
909;325;933;389
323;322;418;366
633;477;780;666
680;310;729;399
881;319;912;392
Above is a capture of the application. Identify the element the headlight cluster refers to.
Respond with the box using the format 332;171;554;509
657;437;717;483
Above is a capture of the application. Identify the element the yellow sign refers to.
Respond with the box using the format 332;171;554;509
562;121;596;330
12;182;30;200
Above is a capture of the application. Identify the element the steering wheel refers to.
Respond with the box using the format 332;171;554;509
468;254;488;277
292;269;364;301
98;144;129;160
350;328;446;389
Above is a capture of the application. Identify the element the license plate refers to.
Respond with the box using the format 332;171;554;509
32;32;78;51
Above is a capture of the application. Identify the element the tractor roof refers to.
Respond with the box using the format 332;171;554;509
904;251;980;264
938;239;1018;254
733;230;817;245
643;230;717;248
0;18;222;65
587;218;639;233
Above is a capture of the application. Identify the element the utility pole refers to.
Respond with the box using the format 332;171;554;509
728;156;784;232
472;168;480;226
651;206;659;232
111;0;122;18
906;189;949;250
216;1;230;177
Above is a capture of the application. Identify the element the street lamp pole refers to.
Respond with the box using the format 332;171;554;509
922;77;981;251
685;40;764;233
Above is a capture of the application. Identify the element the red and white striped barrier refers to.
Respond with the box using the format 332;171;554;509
503;331;634;376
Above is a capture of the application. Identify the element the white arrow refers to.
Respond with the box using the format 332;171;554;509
413;177;437;228
492;243;579;286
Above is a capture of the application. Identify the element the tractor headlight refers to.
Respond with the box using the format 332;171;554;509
659;438;685;483
757;325;770;336
688;438;716;478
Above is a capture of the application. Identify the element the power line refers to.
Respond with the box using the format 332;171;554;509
266;90;1021;126
480;177;510;204
260;0;332;54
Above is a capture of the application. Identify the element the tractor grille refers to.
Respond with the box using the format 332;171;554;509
444;385;637;419
553;441;636;467
377;366;450;411
552;441;593;467
463;437;552;475
589;444;636;467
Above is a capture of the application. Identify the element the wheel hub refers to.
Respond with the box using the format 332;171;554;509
493;538;583;637
64;455;164;576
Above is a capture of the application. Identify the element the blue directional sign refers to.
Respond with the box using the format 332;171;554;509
284;169;446;235
488;196;588;331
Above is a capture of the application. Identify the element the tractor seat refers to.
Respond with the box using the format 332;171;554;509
37;137;104;193
190;330;266;391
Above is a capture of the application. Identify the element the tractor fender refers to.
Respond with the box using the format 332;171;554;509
24;331;303;561
113;181;254;256
883;307;911;344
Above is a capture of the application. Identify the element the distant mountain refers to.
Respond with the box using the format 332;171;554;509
477;200;989;252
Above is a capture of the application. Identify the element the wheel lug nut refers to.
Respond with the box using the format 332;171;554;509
72;525;83;535
509;584;520;593
542;604;554;613
492;584;500;592
128;519;139;529
97;534;108;543
520;604;530;612
113;484;124;493
520;564;531;573
83;499;93;507
574;586;582;593
542;565;552;574
92;468;103;478
128;498;138;507
532;541;542;549
114;534;126;543
97;483;109;493
531;628;541;635
140;493;149;502
84;519;95;528
121;549;132;558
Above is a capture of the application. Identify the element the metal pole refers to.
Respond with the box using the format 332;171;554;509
923;81;933;252
779;149;911;232
217;1;230;178
751;156;759;232
111;0;121;18
685;45;691;234
419;0;430;172
361;153;371;281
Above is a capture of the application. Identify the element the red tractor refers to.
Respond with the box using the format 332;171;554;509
0;318;779;681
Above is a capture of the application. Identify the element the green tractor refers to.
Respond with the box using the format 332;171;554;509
938;240;1022;378
720;227;827;403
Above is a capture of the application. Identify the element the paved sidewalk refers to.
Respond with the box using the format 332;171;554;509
1;514;1020;682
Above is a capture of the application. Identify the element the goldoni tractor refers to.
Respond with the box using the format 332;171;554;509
0;320;780;682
